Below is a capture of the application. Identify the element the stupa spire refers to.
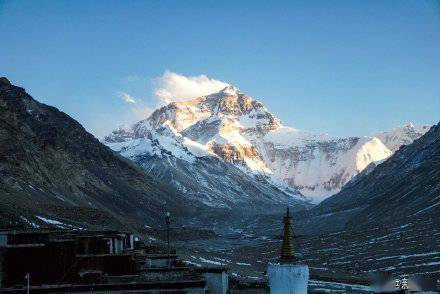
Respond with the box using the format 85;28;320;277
280;207;295;263
268;207;309;293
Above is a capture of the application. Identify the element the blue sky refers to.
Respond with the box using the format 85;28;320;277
1;0;439;137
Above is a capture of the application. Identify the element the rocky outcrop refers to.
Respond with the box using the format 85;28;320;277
209;143;262;165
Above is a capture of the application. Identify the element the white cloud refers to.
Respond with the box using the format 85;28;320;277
119;92;152;120
154;71;229;104
120;92;137;104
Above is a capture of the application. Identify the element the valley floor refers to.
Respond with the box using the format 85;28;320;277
169;218;439;292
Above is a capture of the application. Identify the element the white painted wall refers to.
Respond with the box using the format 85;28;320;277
129;234;134;249
268;263;309;294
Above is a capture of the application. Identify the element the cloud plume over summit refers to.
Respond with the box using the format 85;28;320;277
154;71;229;104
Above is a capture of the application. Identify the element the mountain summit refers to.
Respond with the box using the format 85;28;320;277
105;87;425;203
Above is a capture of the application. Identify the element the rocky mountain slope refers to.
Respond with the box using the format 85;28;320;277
178;216;439;286
0;77;196;230
105;86;407;204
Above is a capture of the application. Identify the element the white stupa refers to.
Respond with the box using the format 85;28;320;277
267;208;309;294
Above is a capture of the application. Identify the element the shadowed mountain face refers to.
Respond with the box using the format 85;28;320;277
299;122;439;234
0;77;195;230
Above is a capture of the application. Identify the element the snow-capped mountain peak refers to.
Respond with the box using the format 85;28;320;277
219;85;241;96
104;87;428;204
132;85;283;136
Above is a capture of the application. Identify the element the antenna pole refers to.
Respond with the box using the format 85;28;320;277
166;212;171;267
25;273;30;294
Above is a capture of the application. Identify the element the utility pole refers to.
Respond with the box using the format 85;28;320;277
166;211;171;267
24;273;30;294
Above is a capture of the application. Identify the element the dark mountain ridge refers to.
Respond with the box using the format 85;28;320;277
0;77;195;230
